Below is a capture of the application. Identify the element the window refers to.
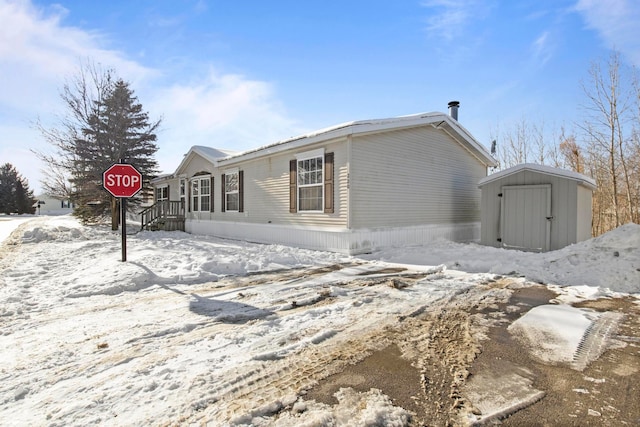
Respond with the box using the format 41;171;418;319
225;172;239;211
290;151;333;214
221;170;244;212
191;176;211;212
156;186;168;202
298;152;323;211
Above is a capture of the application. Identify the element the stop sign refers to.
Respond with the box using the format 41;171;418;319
103;163;143;198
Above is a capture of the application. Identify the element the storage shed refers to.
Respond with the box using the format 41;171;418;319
478;164;596;252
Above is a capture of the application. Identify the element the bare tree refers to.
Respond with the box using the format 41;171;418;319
578;51;635;231
35;60;114;203
559;135;584;173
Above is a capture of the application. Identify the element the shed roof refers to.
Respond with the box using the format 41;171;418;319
478;163;597;190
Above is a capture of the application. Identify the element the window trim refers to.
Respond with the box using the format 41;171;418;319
290;151;334;214
190;175;212;212
221;169;244;213
156;185;168;202
296;149;324;212
223;168;240;212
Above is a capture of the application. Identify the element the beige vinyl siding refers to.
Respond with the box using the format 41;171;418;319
166;177;180;201
213;140;349;228
182;155;215;177
349;126;486;229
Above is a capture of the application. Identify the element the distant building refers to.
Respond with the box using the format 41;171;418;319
35;194;74;215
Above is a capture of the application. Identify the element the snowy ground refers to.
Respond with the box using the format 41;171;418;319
0;215;638;426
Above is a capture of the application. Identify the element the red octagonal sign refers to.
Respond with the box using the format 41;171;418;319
103;163;143;198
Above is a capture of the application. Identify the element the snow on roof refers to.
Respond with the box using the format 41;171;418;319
171;145;239;175
478;163;597;190
216;112;497;168
190;146;238;163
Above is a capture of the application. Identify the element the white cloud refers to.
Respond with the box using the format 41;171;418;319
0;0;301;189
531;31;554;67
0;0;153;112
150;69;305;174
421;0;494;41
574;0;640;65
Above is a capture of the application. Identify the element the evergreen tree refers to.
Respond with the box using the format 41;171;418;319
35;62;160;227
72;79;160;227
0;163;36;215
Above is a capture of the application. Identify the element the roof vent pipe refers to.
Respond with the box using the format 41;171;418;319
448;101;460;121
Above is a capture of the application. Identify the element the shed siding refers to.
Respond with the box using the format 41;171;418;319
480;168;593;251
576;185;593;242
349;126;486;229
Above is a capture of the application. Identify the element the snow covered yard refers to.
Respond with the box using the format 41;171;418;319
1;215;639;426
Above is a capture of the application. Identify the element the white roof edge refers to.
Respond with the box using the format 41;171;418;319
218;112;497;167
478;163;597;189
173;145;238;175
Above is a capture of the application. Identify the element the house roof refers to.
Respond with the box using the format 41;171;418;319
165;112;497;177
171;145;239;176
478;163;597;190
216;112;497;168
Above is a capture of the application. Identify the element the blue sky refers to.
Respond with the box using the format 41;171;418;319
1;0;639;194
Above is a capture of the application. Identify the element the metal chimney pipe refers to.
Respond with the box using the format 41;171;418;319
448;101;460;121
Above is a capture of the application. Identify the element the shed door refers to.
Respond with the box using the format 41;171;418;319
500;184;551;252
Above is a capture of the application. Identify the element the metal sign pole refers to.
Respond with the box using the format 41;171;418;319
121;197;127;262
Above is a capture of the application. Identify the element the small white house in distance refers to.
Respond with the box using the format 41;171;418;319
478;163;597;252
149;104;497;254
34;194;74;216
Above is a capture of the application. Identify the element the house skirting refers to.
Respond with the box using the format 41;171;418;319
185;220;480;255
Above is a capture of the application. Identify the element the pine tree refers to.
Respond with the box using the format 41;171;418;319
72;79;160;227
36;63;160;226
0;163;36;215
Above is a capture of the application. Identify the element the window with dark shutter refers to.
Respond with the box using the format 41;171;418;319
223;170;241;212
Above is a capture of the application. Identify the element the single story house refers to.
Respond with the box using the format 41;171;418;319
478;163;596;252
34;194;74;216
149;104;497;254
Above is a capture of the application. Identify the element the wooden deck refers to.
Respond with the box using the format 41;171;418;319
140;200;185;231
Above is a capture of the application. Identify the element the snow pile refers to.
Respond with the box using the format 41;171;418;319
508;305;598;364
0;215;639;426
366;223;640;294
259;388;411;427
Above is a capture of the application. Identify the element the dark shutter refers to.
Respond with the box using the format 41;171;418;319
187;179;191;212
166;185;170;201
238;170;244;213
210;177;215;212
221;173;226;212
324;152;334;213
289;159;297;213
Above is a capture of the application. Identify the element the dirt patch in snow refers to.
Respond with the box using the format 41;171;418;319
300;280;640;426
